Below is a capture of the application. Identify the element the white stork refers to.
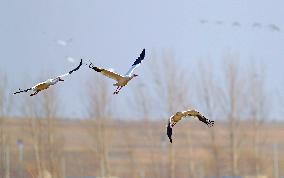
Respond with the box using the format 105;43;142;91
89;49;145;94
167;109;214;143
13;59;83;96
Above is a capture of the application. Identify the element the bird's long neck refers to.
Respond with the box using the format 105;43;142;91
130;75;136;80
49;78;59;85
126;75;135;81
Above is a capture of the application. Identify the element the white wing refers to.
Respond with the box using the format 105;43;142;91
58;73;70;78
99;68;124;81
125;49;145;76
125;64;140;76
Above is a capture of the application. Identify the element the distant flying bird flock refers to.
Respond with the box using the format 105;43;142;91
199;19;281;32
13;48;215;142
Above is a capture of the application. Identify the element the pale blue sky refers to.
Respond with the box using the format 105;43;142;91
0;0;283;119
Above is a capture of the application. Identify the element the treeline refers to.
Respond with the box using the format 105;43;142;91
0;51;283;178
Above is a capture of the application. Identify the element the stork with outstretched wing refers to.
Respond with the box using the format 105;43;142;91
14;59;83;96
89;49;145;94
167;109;214;143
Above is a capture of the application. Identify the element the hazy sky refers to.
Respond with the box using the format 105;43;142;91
0;0;283;119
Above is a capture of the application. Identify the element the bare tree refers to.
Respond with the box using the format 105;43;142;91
219;57;247;176
195;58;271;176
246;63;268;175
41;90;63;178
0;73;13;178
196;61;222;177
21;91;44;178
185;130;198;178
149;50;191;178
85;74;113;177
20;79;62;178
149;51;190;116
225;60;240;176
130;81;161;178
0;74;6;177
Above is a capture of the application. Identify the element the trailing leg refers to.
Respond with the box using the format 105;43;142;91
30;91;39;96
116;86;123;94
113;86;120;94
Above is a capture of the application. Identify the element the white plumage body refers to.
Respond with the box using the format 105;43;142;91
89;49;145;94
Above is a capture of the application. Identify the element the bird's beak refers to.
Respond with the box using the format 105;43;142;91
134;74;139;77
59;78;64;81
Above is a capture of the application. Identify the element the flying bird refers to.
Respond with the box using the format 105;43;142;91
14;59;83;96
252;22;262;28
268;24;280;32
215;20;224;25
167;109;214;143
232;21;241;27
89;49;146;94
199;19;208;24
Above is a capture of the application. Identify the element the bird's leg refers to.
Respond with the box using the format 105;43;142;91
116;86;123;94
113;86;120;94
30;91;38;96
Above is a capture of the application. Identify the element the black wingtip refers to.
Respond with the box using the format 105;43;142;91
204;116;215;127
141;48;145;58
69;59;83;74
132;48;146;66
207;120;215;127
167;121;173;143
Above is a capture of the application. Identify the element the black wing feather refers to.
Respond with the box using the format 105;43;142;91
13;88;32;95
196;115;214;127
167;121;173;143
132;49;145;66
69;59;83;74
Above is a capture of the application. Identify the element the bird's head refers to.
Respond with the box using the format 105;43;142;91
130;74;139;79
57;77;64;81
